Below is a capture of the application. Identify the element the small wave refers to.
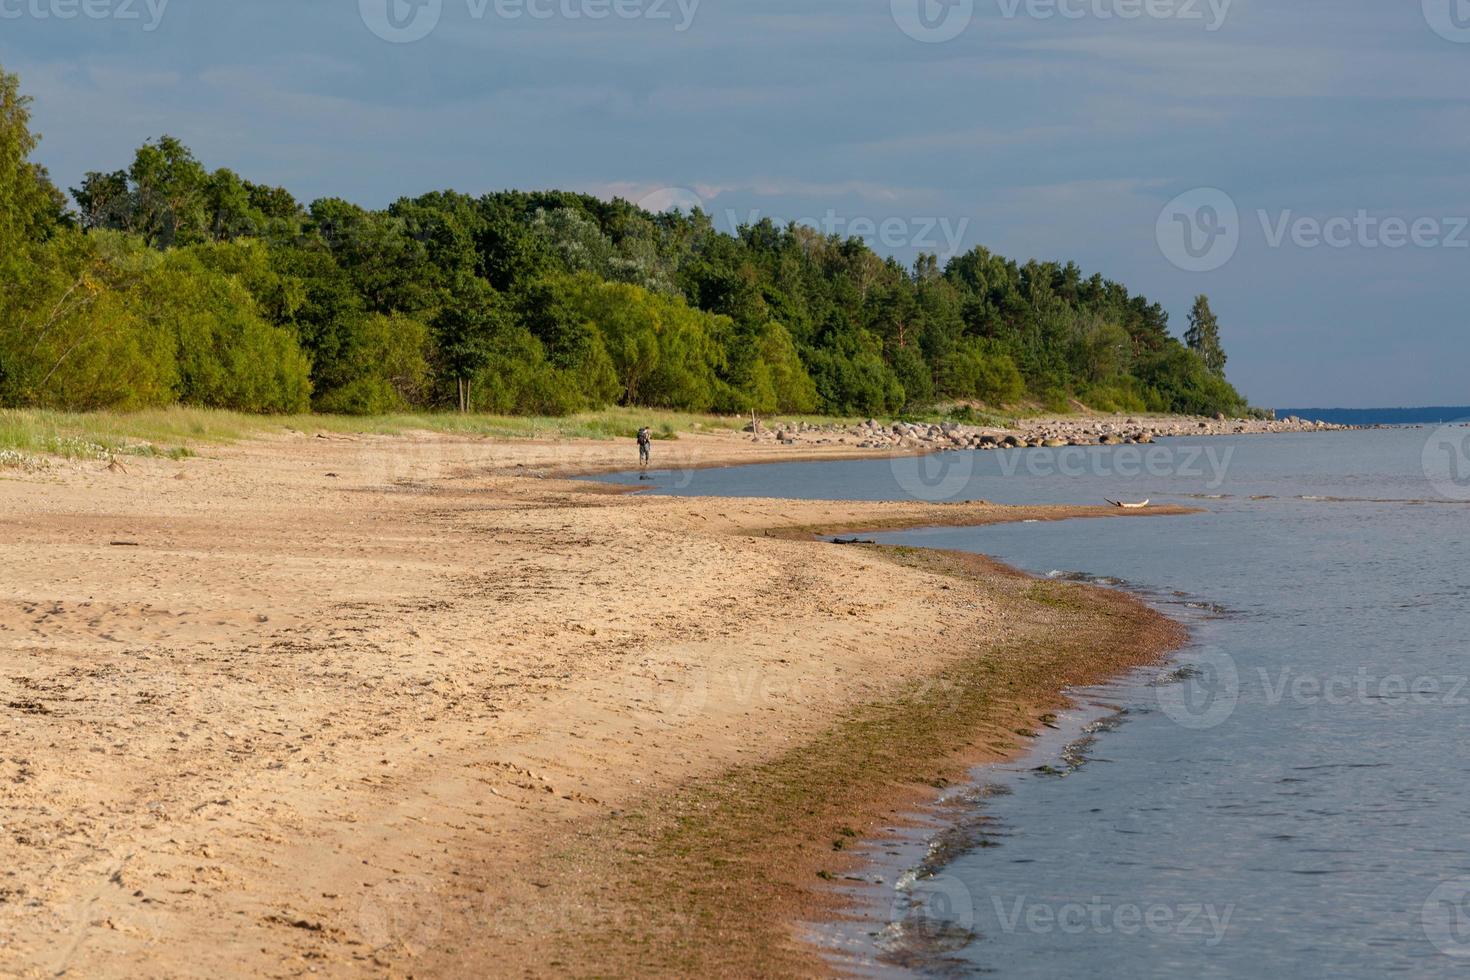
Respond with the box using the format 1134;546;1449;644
1161;592;1237;618
1046;569;1128;587
1034;713;1126;777
1150;663;1202;687
874;915;977;965
1295;494;1468;506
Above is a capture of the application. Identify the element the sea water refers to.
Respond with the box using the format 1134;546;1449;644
599;425;1470;978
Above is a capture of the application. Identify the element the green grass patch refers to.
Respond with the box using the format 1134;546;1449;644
1026;580;1089;610
0;406;877;461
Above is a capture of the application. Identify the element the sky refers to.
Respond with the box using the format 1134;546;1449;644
4;0;1467;408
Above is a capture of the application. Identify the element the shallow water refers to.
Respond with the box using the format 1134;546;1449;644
599;426;1470;978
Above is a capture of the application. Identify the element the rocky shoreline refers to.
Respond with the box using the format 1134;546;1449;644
746;413;1354;451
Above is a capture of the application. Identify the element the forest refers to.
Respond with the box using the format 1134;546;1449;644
0;68;1247;420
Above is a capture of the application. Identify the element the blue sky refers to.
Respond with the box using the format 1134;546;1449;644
5;0;1467;408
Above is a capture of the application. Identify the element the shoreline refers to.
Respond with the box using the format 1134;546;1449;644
1;428;1191;977
807;684;1134;975
804;562;1224;977
471;543;1188;978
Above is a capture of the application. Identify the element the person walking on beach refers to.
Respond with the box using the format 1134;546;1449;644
637;427;652;470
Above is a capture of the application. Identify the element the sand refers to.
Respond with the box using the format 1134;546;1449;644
0;429;1191;977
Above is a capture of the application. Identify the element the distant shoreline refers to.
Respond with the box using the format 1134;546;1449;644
1276;406;1470;426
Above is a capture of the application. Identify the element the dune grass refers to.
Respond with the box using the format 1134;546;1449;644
0;405;865;463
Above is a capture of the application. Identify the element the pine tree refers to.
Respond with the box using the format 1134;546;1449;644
1185;294;1227;377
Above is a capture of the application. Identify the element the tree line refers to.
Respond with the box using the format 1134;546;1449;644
0;68;1248;419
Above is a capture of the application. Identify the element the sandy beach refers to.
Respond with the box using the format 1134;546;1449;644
0;429;1192;977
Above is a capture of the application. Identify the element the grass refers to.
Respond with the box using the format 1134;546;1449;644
0;400;1193;466
0;412;203;463
0;406;805;461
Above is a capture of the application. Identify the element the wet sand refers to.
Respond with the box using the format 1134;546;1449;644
0;429;1190;977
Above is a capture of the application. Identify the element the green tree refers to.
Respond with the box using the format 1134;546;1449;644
1185;294;1227;377
434;274;505;412
0;69;60;271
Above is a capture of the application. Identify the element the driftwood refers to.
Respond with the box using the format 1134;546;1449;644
1105;499;1150;509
